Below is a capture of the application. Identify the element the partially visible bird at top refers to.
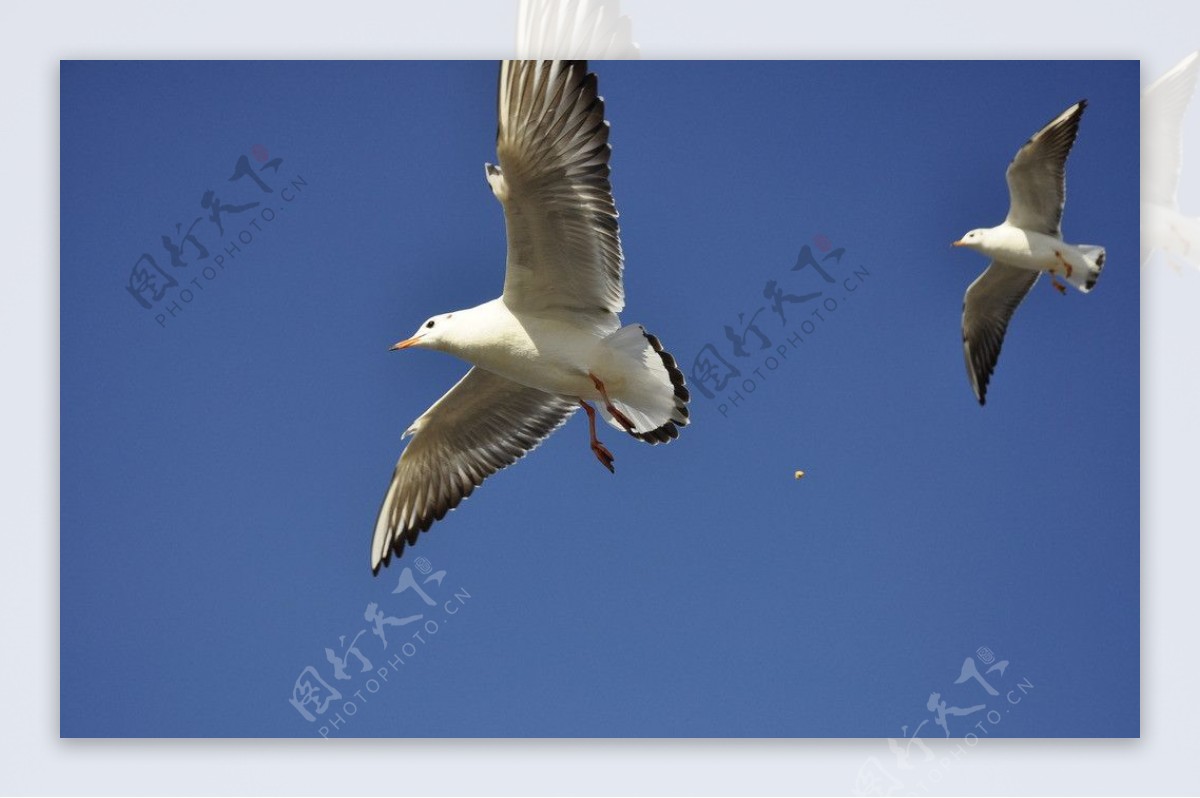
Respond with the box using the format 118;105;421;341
516;0;640;59
953;100;1105;405
371;60;689;574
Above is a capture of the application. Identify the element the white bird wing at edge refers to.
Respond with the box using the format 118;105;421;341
1143;51;1199;208
491;60;625;317
962;261;1040;405
372;367;577;572
515;0;639;59
1004;100;1087;237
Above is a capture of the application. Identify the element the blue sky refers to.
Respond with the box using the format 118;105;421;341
60;60;1139;738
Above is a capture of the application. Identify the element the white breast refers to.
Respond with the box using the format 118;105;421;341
452;298;618;397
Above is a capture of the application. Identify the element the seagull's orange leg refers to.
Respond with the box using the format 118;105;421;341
580;400;615;473
589;372;635;433
1049;252;1070;294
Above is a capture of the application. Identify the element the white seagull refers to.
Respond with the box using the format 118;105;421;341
953;100;1105;405
1143;51;1200;270
371;60;689;573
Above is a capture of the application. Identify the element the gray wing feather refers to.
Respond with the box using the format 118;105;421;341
493;59;624;315
962;261;1040;405
1005;100;1087;237
371;367;577;572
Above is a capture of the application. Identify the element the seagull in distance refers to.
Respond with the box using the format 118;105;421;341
371;60;689;573
953;100;1105;405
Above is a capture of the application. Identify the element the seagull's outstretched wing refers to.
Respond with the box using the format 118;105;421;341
372;368;577;572
962;261;1040;405
1005;100;1087;237
516;0;639;59
489;59;624;316
1144;52;1199;208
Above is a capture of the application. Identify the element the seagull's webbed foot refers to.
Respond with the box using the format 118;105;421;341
589;372;636;433
590;440;615;473
579;400;616;474
1050;252;1071;293
1047;263;1068;294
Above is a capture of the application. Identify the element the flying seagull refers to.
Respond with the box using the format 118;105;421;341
1143;51;1200;270
371;60;689;573
953;100;1105;405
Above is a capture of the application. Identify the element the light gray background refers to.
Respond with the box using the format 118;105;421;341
6;0;1194;794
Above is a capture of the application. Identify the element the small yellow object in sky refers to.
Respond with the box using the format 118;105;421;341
794;470;805;480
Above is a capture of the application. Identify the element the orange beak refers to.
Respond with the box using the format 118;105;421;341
390;336;422;351
952;240;966;247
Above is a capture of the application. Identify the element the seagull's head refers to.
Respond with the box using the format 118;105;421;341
391;313;455;353
952;229;988;252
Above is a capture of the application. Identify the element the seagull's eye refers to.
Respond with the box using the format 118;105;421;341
425;320;435;329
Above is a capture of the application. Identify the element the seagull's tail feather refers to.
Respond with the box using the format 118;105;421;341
596;324;690;444
1069;246;1105;292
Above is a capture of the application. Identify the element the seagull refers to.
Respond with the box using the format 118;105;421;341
1143;52;1200;270
371;60;689;573
953;100;1105;405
